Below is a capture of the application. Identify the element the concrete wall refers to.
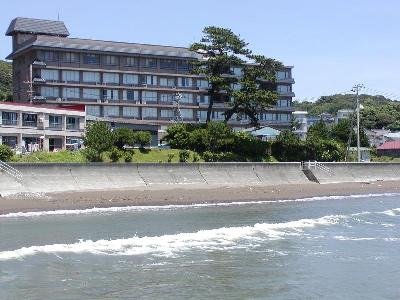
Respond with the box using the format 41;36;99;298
308;162;400;184
0;162;307;195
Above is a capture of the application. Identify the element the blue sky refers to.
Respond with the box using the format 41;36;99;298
2;0;399;100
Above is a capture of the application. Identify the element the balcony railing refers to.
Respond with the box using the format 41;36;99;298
1;119;18;126
22;121;37;127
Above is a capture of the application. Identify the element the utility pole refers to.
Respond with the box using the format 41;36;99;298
351;84;364;162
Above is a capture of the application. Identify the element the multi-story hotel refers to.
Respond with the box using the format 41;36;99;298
6;17;295;141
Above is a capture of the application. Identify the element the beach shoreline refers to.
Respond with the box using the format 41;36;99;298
1;180;400;215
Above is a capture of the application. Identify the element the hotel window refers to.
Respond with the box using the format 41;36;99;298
230;67;243;77
277;70;290;80
122;74;139;85
197;79;209;89
159;77;175;87
104;106;119;117
141;75;157;85
41;69;59;81
83;72;100;83
66;117;79;130
277;85;290;93
83;53;100;64
103;73;119;84
83;88;100;99
178;77;192;87
40;51;57;62
140;58;157;69
142;91;157;102
177;60;190;71
41;86;59;98
105;55;118;66
277;99;290;107
125;57;139;67
22;113;37;127
197;110;207;121
62;70;80;82
160;93;172;103
180;93;193;103
63;87;80;99
122;90;139;101
212;111;225;120
48;115;62;128
86;105;101;116
160;59;176;70
103;89;119;100
142;107;157;118
160;109;174;118
122;107;139;118
1;112;18;125
180;109;193;119
198;95;209;104
61;52;80;63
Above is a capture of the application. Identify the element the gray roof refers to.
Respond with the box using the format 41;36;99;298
7;34;201;59
6;17;69;37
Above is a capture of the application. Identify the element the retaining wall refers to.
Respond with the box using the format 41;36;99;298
0;162;307;195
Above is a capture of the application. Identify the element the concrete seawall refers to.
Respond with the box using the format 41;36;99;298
0;162;308;195
306;162;400;184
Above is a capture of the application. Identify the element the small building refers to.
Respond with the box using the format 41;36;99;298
292;110;308;140
335;109;354;124
243;126;281;141
384;132;400;142
365;129;391;147
0;102;85;152
377;141;400;157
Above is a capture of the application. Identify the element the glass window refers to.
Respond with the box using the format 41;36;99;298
41;69;59;81
83;72;100;83
61;52;80;63
83;54;100;64
160;93;172;103
2;136;17;147
160;59;176;69
48;115;62;128
125;57;139;67
197;79;209;89
63;87;80;99
122;107;139;118
66;117;79;130
141;75;157;85
105;55;118;65
180;109;193;119
178;77;192;87
104;106;119;117
277;85;290;93
86;105;101;116
142;107;157;118
123;74;139;85
277;70;290;80
180;93;193;103
230;67;243;77
103;73;119;84
103;89;119;100
140;58;157;68
62;70;80;82
177;60;190;71
22;113;37;127
212;111;225;120
41;86;59;98
1;112;18;125
198;95;209;104
122;90;139;101
41;51;57;62
159;77;175;87
142;91;157;102
83;88;100;99
160;109;174;118
197;110;207;121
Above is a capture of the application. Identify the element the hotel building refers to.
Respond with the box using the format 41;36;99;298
6;17;295;142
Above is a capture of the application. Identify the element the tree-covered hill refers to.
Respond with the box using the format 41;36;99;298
294;94;400;130
0;60;12;101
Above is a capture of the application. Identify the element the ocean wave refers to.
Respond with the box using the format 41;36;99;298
0;214;343;261
380;208;400;217
2;193;400;219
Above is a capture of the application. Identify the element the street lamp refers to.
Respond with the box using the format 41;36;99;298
351;84;364;162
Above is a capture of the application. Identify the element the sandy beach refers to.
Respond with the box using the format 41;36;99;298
1;180;400;214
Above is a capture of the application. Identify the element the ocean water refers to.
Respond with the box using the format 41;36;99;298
1;194;400;299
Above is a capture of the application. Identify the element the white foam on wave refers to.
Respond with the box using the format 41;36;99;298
2;192;400;219
0;214;343;261
380;208;400;217
333;235;377;241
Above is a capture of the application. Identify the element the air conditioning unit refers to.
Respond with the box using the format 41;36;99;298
38;117;44;123
172;86;177;89
62;98;67;101
96;99;102;103
56;97;62;101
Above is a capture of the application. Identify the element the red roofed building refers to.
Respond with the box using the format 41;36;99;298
377;141;400;157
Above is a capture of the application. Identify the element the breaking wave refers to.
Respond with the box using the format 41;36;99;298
2;193;399;219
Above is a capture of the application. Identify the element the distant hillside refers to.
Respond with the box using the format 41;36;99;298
0;60;12;101
294;94;400;130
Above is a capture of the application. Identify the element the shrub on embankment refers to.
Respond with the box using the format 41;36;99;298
0;144;13;161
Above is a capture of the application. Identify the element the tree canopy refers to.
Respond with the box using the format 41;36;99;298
0;60;12;101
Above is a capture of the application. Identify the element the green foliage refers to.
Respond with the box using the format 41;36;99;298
232;131;268;161
0;144;14;161
109;147;123;162
124;150;134;162
0;60;12;101
167;153;175;163
164;124;190;149
82;147;102;162
201;151;238;162
83;122;115;154
133;131;152;148
192;152;200;162
271;130;306;161
330;119;369;147
178;149;190;162
190;26;282;125
114;127;135;149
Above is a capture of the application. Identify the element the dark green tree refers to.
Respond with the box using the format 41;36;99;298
134;131;152;149
83;122;115;161
113;127;135;149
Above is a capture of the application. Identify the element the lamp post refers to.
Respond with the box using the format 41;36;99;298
351;84;364;162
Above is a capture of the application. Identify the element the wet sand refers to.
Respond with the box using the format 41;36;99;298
1;180;400;214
